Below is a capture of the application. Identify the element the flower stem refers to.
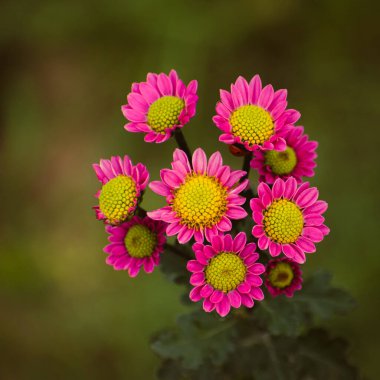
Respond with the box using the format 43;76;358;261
165;242;192;260
242;152;254;199
174;129;192;162
242;152;252;180
136;205;147;217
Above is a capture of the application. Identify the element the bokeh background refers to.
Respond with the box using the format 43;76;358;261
1;0;379;378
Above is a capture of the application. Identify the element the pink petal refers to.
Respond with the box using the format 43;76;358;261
161;169;182;188
189;286;203;302
302;227;324;243
250;287;264;301
211;235;224;252
149;181;171;196
173;149;191;171
228;290;242;308
304;200;328;215
215;295;231;317
258;84;274;109
210;290;224;304
252;225;264;238
203;298;215;312
272;178;285;199
304;213;325;226
187;260;205;273
296;187;319;208
296;236;316;253
200;284;214;298
157;73;173;95
226;206;247;220
233;232;247;252
178;227;194;244
192;148;207;174
207;151;223;177
269;241;281;257
240;294;254;308
249;74;262;104
190;272;205;286
258;235;270;250
284;177;297;199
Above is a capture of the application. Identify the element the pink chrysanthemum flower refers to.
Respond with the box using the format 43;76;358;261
265;258;303;297
103;216;166;277
92;156;149;225
250;177;329;264
148;148;248;244
251;126;318;184
187;233;265;317
121;70;198;143
212;75;301;152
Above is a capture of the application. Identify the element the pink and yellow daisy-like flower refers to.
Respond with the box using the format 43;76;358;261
251;126;318;184
92;156;149;225
265;258;303;297
187;233;265;317
250;177;329;264
121;70;198;143
148;148;248;244
103;216;166;277
212;75;301;152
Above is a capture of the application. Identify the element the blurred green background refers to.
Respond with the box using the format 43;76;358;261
1;0;379;378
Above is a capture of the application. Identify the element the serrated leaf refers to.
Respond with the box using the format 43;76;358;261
152;310;237;370
295;270;356;319
253;270;355;336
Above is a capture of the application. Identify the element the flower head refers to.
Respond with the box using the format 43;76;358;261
265;258;302;297
148;148;248;244
213;75;300;152
103;216;166;277
93;156;149;225
187;233;265;317
251;126;318;183
121;70;198;143
251;177;329;264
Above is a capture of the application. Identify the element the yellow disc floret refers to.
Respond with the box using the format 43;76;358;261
147;96;185;133
268;262;294;288
205;252;247;292
263;199;304;244
265;147;297;175
99;175;137;224
124;224;157;258
172;174;228;230
229;105;274;146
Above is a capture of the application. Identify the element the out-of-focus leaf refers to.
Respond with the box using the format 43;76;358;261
151;310;237;370
297;270;356;319
254;270;355;336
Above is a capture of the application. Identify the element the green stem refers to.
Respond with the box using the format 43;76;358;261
262;333;285;380
164;242;192;260
174;129;192;162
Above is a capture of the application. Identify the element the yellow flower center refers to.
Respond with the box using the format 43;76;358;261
172;174;228;230
99;175;137;224
263;199;304;244
205;252;247;292
147;96;185;133
229;105;274;146
268;262;294;288
124;224;157;258
265;147;297;175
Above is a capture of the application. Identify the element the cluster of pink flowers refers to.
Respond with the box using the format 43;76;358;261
92;70;329;317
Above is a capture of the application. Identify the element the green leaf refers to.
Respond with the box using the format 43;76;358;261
295;270;356;320
159;244;190;285
151;310;237;370
253;270;355;336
